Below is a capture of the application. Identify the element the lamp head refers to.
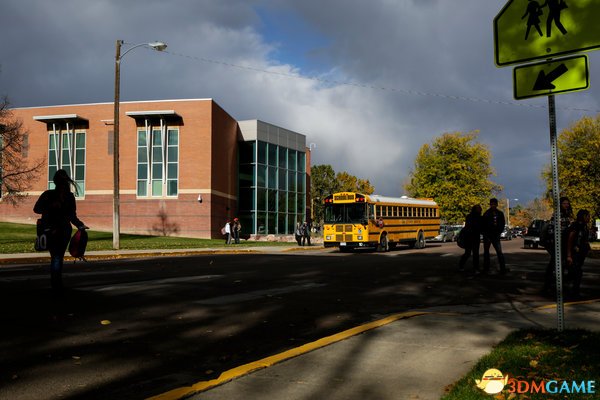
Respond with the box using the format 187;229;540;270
149;41;167;51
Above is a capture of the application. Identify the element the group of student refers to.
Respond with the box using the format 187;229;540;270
458;196;592;299
458;198;509;275
295;221;311;246
540;197;592;299
223;218;242;244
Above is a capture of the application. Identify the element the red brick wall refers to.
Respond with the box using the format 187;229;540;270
1;99;239;239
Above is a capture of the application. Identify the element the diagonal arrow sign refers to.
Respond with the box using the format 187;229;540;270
513;55;589;100
533;64;568;91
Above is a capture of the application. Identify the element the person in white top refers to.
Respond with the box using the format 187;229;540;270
224;220;232;244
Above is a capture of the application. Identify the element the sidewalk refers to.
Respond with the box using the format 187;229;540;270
155;300;600;400
0;245;322;265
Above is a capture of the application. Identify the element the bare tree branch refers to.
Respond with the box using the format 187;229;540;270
1;96;45;206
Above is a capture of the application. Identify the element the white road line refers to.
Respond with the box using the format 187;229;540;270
92;275;224;292
195;282;327;305
0;269;141;282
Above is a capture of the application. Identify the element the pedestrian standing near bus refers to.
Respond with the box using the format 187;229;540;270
482;198;508;274
302;221;311;246
224;220;232;245
233;218;241;244
33;169;88;290
458;204;483;273
295;222;303;246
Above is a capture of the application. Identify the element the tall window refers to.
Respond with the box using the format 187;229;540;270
47;125;86;196
137;120;179;197
238;140;306;235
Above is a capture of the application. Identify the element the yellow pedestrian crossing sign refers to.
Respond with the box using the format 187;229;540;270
513;55;589;99
494;0;600;67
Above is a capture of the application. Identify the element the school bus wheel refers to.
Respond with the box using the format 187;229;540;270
416;231;426;249
378;234;389;252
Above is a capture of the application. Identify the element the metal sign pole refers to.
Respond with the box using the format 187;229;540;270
548;94;565;332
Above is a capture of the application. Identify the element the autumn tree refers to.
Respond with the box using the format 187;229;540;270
0;96;45;205
310;165;338;224
543;114;600;219
310;164;375;223
404;131;502;224
509;198;552;228
336;171;375;194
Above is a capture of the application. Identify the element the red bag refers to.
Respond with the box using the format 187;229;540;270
69;229;88;260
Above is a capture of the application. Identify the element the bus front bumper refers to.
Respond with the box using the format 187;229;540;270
324;241;374;249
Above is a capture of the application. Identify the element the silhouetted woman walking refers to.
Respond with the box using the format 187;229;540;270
34;169;87;290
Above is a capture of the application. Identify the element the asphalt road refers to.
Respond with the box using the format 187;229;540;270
1;240;597;399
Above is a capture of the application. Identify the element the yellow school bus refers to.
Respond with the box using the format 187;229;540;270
323;192;440;252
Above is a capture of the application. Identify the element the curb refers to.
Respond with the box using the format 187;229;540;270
0;246;328;265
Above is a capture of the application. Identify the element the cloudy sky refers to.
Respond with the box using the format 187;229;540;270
2;0;599;206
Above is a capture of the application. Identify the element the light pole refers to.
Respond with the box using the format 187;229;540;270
507;198;518;228
113;40;167;249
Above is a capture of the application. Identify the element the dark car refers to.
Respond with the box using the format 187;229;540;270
523;219;546;248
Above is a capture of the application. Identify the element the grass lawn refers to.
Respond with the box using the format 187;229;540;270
442;328;600;400
0;222;292;254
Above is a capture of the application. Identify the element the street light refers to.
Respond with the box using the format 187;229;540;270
113;40;167;249
507;198;518;227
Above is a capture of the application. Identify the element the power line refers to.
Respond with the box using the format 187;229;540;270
159;48;600;114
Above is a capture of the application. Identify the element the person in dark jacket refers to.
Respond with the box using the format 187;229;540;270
34;169;87;290
566;209;591;299
482;198;508;274
542;196;573;293
458;205;483;273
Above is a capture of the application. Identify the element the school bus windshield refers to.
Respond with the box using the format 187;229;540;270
324;203;367;224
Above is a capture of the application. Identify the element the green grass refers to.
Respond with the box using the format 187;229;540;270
0;222;291;254
442;329;600;400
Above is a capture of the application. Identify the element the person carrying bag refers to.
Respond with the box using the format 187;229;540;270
34;169;88;290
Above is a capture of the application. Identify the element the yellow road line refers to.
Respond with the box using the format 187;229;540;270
146;311;428;400
533;298;600;310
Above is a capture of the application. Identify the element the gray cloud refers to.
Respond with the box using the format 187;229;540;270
2;0;598;205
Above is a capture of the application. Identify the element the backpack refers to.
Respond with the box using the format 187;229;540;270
34;219;50;251
456;228;467;249
69;229;88;260
540;221;554;248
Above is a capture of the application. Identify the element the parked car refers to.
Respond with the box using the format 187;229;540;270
523;219;546;248
512;227;525;237
432;225;458;242
500;228;513;240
